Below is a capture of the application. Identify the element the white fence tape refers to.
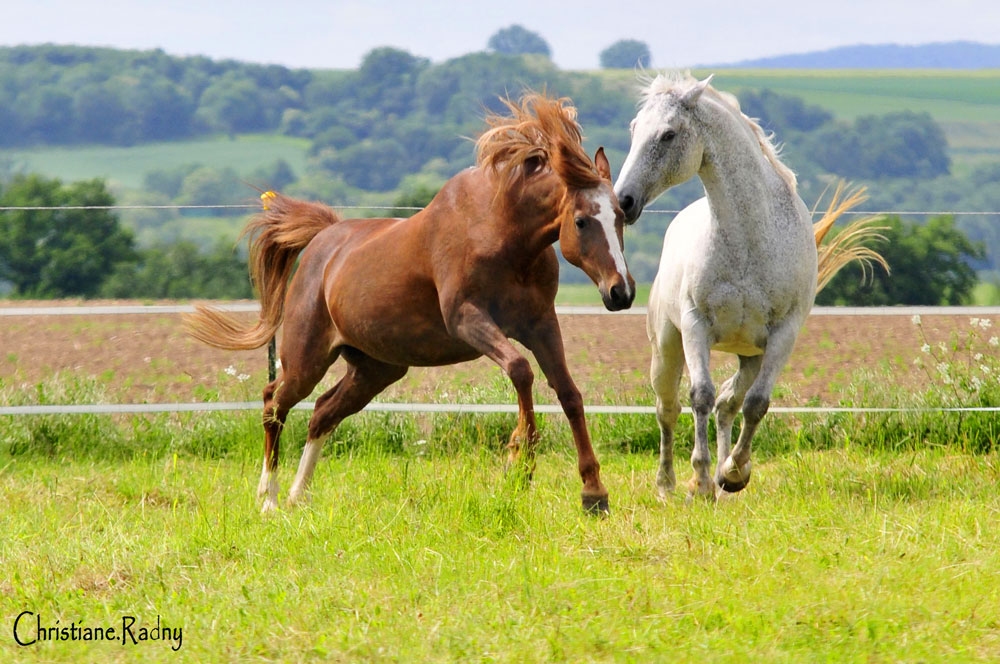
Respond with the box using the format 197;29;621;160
4;402;1000;417
5;304;1000;317
4;305;1000;417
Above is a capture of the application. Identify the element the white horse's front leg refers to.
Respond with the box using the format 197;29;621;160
719;320;800;493
680;317;715;500
714;355;762;490
650;321;685;499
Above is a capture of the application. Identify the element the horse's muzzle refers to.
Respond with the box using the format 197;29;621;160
603;282;635;311
617;191;644;225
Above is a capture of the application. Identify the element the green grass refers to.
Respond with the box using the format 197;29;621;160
3;356;1000;661
1;134;310;190
555;283;651;307
2;432;999;662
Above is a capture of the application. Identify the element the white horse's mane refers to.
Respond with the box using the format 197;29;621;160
638;71;797;192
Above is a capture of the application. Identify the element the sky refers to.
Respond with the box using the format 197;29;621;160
2;0;999;70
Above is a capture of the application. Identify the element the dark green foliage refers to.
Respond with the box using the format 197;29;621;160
100;240;254;299
599;40;652;69
0;45;306;146
737;88;833;135
143;163;202;198
318;139;410;191
248;159;297;192
806;111;951;179
487;25;551;57
816;215;983;305
0;175;136;297
174;165;248;216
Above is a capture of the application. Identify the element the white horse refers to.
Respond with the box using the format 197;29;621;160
614;72;885;499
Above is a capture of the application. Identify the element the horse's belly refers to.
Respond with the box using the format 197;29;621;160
711;338;764;356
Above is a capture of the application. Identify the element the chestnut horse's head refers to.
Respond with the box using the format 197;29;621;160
476;94;635;311
557;148;634;311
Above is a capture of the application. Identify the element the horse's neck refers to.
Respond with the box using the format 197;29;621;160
502;178;565;266
697;115;789;245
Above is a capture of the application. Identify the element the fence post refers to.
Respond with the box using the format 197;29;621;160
268;337;277;382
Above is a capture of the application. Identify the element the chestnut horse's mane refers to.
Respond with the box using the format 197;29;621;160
476;93;602;198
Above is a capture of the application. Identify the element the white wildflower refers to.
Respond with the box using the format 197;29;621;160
975;353;984;361
936;362;950;375
980;319;993;330
224;365;237;376
237;373;250;382
911;314;922;326
939;343;948;353
990;336;999;347
971;376;983;390
970;317;980;327
274;359;282;370
981;364;991;375
942;375;954;385
920;344;931;354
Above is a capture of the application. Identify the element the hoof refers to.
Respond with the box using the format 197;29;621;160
582;493;610;516
716;457;752;493
286;489;307;507
686;476;716;502
717;473;751;493
261;498;279;515
656;468;676;500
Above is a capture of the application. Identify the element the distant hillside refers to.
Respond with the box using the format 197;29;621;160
717;41;1000;69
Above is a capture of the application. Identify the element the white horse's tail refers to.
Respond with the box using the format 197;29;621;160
813;182;889;293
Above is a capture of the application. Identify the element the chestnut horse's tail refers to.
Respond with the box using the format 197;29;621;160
812;182;889;293
184;192;341;350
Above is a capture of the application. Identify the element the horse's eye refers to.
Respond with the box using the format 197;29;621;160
661;130;676;142
575;216;586;229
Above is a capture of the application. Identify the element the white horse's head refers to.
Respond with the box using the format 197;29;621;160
614;73;714;224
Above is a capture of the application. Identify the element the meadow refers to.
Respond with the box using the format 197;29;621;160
2;134;311;191
3;308;1000;662
5;69;999;196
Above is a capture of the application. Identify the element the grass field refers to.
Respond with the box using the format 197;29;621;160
2;404;999;662
1;134;311;190
3;326;1000;663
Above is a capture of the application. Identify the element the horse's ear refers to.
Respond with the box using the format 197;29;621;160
681;74;714;109
594;147;612;181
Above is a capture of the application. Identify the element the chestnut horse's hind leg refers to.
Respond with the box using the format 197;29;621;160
287;350;408;506
258;353;334;513
521;315;609;514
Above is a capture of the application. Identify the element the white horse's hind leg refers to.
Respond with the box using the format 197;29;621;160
650;322;685;499
719;321;800;493
714;355;762;491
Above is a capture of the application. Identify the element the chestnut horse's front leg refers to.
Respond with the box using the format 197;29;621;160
447;302;539;473
520;314;609;514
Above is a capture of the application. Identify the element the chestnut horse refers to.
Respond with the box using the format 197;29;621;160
185;93;635;514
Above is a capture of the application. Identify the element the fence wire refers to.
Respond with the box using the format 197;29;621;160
2;203;999;216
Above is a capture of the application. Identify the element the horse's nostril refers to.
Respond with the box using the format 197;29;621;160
610;284;625;303
620;195;635;213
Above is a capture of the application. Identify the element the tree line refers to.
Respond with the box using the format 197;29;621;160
0;36;996;303
0;172;980;305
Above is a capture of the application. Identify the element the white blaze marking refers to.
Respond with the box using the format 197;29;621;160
591;192;630;292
